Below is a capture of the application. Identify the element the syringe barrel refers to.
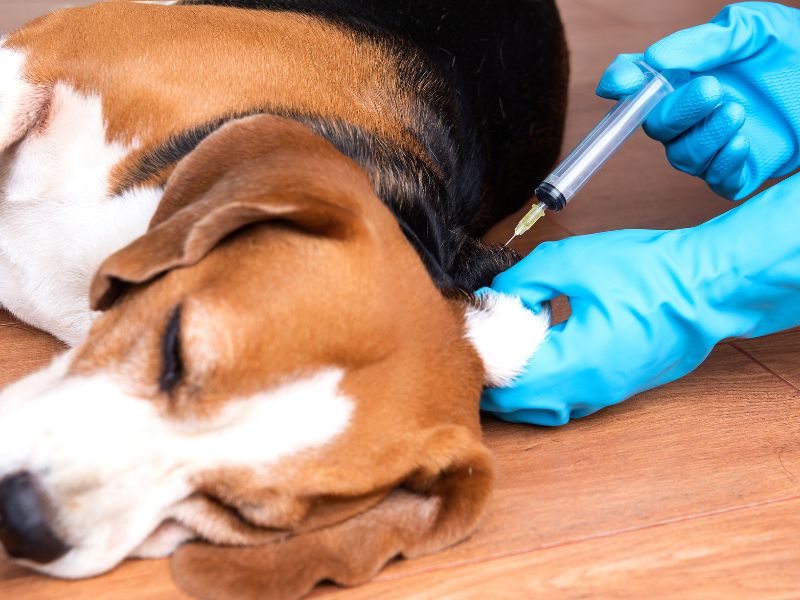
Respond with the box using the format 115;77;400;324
536;60;674;210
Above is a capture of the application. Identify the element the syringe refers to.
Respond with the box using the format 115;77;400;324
504;60;676;247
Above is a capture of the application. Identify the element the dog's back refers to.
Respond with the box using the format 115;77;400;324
0;0;567;342
182;0;569;286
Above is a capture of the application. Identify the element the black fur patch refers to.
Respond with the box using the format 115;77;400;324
116;117;238;193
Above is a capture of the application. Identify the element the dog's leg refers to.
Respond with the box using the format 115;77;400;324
0;45;161;345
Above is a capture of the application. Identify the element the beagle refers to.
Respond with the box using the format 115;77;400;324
0;1;567;598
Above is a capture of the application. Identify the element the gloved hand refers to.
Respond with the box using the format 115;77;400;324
481;174;800;426
597;2;800;200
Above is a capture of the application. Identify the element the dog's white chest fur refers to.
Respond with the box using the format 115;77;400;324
0;46;161;344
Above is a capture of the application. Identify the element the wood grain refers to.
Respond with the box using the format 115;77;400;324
0;558;186;600
318;497;800;599
735;330;800;392
0;311;65;383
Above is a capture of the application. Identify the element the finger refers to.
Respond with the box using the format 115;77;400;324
643;76;723;142
709;164;752;202
479;344;572;426
491;239;595;307
665;102;746;176
596;54;646;100
479;320;594;426
644;5;768;72
490;273;560;313
490;407;572;427
702;133;750;199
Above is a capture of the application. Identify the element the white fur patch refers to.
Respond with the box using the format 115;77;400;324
464;291;550;388
0;47;162;344
0;367;353;578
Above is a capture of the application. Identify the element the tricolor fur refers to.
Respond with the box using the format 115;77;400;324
0;1;567;598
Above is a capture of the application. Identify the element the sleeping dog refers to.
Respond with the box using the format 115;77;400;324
0;0;567;597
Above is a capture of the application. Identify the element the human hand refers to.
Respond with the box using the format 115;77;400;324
481;174;800;425
597;2;800;200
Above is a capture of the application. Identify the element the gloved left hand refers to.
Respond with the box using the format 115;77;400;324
481;173;800;426
597;2;800;200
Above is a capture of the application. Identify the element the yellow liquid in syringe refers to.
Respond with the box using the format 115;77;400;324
503;201;547;248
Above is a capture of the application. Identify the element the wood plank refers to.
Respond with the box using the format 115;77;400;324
0;317;65;384
318;497;800;599
0;557;186;600
735;329;800;392
552;0;629;87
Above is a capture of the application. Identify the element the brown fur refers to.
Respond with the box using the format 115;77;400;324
6;2;434;192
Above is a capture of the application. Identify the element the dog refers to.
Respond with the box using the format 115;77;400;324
0;1;567;597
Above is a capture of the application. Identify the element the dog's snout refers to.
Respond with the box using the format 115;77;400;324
0;472;70;564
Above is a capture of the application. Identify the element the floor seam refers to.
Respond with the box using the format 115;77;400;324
731;343;800;394
548;218;579;238
373;493;800;584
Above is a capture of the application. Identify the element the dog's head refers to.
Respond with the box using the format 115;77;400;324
0;114;547;597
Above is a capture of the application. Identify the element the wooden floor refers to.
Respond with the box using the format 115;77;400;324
2;0;799;598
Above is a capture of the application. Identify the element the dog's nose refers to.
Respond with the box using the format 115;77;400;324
0;472;70;563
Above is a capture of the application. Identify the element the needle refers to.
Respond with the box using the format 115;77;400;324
502;202;547;249
503;235;516;249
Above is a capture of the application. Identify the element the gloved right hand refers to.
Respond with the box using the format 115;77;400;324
481;172;800;426
597;2;800;200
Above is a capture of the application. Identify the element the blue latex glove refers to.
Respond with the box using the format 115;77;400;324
481;174;800;426
597;2;800;200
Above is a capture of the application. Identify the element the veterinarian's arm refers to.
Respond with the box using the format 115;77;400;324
597;2;800;200
481;2;800;426
481;174;800;426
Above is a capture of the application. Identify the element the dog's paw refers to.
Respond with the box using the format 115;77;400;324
464;290;550;387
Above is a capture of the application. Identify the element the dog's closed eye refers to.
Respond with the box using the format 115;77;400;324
160;305;183;393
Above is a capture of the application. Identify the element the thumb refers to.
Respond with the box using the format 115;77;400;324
645;5;774;72
491;241;576;310
596;54;646;100
479;322;594;427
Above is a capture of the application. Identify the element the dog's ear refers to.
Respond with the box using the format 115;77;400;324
171;434;494;600
90;115;368;310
